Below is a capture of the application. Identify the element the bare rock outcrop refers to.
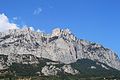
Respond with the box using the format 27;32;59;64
62;65;79;75
41;65;61;76
7;53;39;65
0;55;8;70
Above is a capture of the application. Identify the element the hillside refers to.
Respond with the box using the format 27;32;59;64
0;28;120;79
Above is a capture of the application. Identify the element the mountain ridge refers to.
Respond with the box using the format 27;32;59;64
0;28;120;72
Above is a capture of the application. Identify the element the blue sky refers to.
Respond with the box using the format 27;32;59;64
0;0;120;57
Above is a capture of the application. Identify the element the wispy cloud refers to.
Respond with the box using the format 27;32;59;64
13;17;18;20
37;29;44;33
33;8;42;15
0;13;19;32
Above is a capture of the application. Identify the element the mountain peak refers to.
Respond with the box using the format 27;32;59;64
51;28;76;41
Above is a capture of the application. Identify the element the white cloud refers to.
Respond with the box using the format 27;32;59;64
0;13;19;32
13;17;18;20
33;8;42;15
0;13;43;33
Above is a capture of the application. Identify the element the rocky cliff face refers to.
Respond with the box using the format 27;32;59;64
0;28;120;71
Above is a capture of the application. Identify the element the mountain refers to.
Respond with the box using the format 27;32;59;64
0;28;120;79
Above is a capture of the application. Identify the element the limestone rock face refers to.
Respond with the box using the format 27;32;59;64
7;53;39;65
62;65;79;75
51;28;61;37
90;66;96;69
41;64;79;76
0;55;8;70
41;65;61;76
0;28;120;70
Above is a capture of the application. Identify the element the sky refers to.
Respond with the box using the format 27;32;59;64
0;0;120;57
